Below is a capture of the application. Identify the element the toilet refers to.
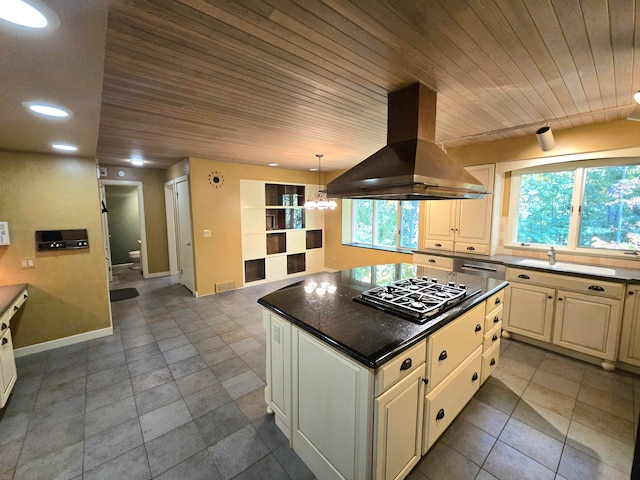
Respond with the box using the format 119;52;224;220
128;240;142;269
128;250;141;269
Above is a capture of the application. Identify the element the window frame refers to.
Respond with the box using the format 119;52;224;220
506;157;640;256
349;199;419;251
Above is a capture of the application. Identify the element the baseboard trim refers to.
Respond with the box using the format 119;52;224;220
14;326;114;358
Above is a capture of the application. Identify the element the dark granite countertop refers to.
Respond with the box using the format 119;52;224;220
413;249;640;283
258;264;508;369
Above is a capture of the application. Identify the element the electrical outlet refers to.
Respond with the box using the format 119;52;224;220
203;229;212;237
20;257;35;269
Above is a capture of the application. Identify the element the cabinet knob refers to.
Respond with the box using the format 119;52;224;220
492;334;498;342
495;298;501;305
23;293;28;299
438;350;448;361
493;316;499;323
490;358;496;366
472;372;478;381
434;243;442;247
548;296;553;299
428;259;436;263
1;323;6;330
630;291;635;295
518;274;530;280
558;297;563;301
436;408;445;420
14;305;18;311
2;337;7;345
475;324;482;332
400;358;412;371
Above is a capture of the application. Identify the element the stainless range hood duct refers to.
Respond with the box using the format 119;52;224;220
326;83;488;200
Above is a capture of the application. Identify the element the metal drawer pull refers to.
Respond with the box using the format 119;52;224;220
466;246;475;251
434;243;442;247
495;298;501;305
2;337;7;345
492;334;498;342
436;409;445;420
472;372;478;381
493;316;500;323
490;358;496;366
1;323;6;330
400;358;412;371
518;274;530;279
14;305;18;311
428;259;436;263
438;350;448;361
475;324;482;332
588;285;604;291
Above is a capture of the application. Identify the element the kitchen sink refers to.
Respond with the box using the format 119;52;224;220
517;258;616;276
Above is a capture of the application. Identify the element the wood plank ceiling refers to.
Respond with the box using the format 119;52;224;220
96;0;640;170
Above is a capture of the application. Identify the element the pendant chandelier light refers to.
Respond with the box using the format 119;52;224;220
304;154;337;210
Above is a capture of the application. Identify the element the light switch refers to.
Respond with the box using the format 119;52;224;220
203;229;212;237
20;257;35;269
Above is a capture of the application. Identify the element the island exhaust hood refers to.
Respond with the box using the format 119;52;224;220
325;83;488;200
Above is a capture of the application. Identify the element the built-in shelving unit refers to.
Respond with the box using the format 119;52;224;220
241;180;324;285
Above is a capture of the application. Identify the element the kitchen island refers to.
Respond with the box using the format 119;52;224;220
258;264;507;480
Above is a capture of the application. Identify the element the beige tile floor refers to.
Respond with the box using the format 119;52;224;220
1;270;638;479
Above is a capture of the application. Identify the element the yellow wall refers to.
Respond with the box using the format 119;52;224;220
0;152;111;348
188;157;326;296
100;166;170;274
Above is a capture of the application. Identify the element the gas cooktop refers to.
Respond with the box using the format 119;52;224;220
354;276;480;323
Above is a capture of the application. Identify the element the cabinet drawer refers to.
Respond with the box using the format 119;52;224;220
426;303;484;391
454;243;489;255
483;322;502;351
423;240;454;251
485;290;504;315
481;342;500;384
423;346;482;452
412;254;453;271
484;305;503;331
11;289;28;313
375;340;426;396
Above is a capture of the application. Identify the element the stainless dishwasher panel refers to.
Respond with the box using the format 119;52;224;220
454;258;505;280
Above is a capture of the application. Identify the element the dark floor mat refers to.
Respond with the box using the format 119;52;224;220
109;288;139;302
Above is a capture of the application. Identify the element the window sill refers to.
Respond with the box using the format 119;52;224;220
503;244;640;262
342;243;414;255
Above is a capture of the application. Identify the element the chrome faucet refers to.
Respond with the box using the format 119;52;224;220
547;246;556;265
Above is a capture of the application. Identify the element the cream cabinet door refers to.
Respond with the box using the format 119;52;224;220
424;200;456;244
553;290;622;361
504;282;555;342
0;328;17;408
619;286;640;365
455;164;494;245
373;367;424;480
263;311;291;436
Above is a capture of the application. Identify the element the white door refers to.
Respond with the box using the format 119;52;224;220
99;185;113;282
176;178;196;294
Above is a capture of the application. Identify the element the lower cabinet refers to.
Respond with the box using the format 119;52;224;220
0;327;17;407
619;285;640;366
503;268;625;369
263;290;503;480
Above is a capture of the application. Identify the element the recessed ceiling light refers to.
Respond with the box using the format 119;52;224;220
23;102;71;118
310;168;318;171
51;143;78;152
634;91;640;104
131;158;144;166
0;0;59;29
268;163;279;167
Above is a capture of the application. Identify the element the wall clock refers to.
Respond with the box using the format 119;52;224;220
208;171;224;188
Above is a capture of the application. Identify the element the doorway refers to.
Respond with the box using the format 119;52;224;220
100;180;148;280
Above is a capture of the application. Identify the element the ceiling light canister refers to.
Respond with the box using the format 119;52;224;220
536;125;555;151
634;91;640;104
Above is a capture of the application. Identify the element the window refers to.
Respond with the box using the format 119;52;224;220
351;200;419;249
509;161;640;253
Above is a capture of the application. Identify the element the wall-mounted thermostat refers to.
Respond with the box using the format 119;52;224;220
0;222;9;245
